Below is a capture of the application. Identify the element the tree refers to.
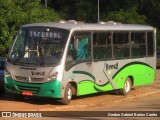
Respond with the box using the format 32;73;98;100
138;0;160;49
105;7;146;24
0;0;61;56
139;0;160;28
47;0;98;22
48;0;147;23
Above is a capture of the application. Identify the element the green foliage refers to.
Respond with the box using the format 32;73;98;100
106;8;146;24
47;0;160;49
57;0;97;22
0;0;160;56
139;0;160;28
0;0;61;57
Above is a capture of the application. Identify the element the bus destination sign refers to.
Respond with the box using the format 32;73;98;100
29;31;63;39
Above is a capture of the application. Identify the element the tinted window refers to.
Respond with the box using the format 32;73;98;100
131;32;145;44
113;32;129;59
93;32;112;60
114;46;130;58
131;45;146;57
93;33;111;45
113;32;128;44
131;32;146;57
147;32;154;56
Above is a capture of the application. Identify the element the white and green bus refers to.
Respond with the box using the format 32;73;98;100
5;21;156;104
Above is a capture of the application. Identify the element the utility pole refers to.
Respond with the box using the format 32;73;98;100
98;0;100;22
45;0;47;8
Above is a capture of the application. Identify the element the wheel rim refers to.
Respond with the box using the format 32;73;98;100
67;88;72;100
124;80;130;92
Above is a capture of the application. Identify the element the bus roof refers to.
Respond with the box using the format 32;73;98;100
22;21;154;31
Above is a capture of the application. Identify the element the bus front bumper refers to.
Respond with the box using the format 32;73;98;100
5;77;61;98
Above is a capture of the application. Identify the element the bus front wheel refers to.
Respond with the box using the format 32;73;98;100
119;77;132;95
61;83;72;105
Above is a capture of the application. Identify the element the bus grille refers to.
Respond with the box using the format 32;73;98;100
16;84;40;94
15;76;44;83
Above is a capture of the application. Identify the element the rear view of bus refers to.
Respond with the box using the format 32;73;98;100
5;23;70;104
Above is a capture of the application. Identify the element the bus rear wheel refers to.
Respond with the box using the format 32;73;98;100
61;83;72;105
119;77;132;95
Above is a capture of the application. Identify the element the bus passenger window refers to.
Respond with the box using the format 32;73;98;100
147;32;154;56
131;32;146;57
93;32;112;60
131;32;145;44
113;32;129;59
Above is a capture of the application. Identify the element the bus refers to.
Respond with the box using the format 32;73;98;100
5;20;156;105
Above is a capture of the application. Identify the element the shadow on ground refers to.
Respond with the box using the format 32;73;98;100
0;91;119;106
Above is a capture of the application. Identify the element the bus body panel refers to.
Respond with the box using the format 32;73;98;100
5;62;64;98
5;77;61;98
63;58;155;96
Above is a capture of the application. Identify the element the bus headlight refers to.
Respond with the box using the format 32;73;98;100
46;72;58;82
5;69;11;78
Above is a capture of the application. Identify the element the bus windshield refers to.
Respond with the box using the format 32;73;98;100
8;27;69;66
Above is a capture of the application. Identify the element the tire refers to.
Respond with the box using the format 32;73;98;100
61;83;73;105
119;77;132;95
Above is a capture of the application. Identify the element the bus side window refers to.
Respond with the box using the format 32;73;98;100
66;37;76;62
147;32;154;56
76;37;89;60
93;32;112;60
131;32;146;57
65;32;91;70
113;32;129;59
67;35;90;62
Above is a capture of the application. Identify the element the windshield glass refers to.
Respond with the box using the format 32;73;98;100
8;27;69;66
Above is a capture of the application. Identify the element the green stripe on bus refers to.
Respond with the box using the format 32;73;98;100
76;62;155;95
77;80;113;95
112;62;153;79
112;63;155;89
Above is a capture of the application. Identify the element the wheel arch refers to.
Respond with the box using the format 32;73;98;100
127;75;134;87
68;81;77;96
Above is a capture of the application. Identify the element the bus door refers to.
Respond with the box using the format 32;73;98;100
64;32;94;95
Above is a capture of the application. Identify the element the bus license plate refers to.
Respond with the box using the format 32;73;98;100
22;91;33;96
